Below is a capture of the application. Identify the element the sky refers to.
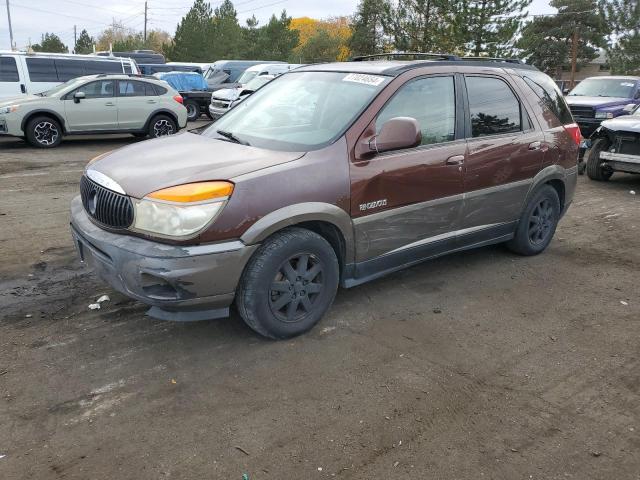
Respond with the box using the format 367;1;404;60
2;0;556;52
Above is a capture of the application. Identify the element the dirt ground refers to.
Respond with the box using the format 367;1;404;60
1;124;639;480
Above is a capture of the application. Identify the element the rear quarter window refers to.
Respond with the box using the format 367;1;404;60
0;57;20;82
26;58;58;82
522;72;574;125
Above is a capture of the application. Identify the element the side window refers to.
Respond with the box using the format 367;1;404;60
376;76;456;146
0;57;19;82
154;85;168;96
466;76;522;137
84;61;122;75
123;64;132;74
522;72;573;125
26;58;58;82
77;80;115;99
144;82;158;96
118;80;146;97
55;59;85;81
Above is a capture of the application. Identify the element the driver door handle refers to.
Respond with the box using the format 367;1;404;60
446;155;465;166
105;102;115;107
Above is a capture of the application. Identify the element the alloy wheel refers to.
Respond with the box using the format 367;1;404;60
153;119;175;137
528;198;554;245
34;121;59;146
268;253;324;323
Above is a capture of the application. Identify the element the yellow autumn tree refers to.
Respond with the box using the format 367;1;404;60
290;16;351;62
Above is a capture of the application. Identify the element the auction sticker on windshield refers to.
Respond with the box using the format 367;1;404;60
343;73;386;86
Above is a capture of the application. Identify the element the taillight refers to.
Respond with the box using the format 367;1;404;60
173;95;183;104
564;123;582;145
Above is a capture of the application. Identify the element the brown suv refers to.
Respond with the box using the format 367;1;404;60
70;54;580;339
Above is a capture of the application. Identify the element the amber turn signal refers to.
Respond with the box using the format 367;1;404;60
147;181;234;203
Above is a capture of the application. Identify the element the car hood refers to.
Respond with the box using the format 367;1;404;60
600;115;640;133
0;94;45;107
565;96;632;108
211;88;241;101
87;132;305;199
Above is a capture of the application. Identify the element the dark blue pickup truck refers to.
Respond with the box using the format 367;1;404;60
565;76;640;138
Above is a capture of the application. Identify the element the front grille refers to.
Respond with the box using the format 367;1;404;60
211;99;230;109
569;105;595;119
80;175;134;229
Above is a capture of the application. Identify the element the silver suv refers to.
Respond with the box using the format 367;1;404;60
0;74;188;148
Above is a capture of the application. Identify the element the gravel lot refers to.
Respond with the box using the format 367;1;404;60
1;124;639;480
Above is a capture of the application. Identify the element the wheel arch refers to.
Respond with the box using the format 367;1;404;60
239;203;355;268
144;109;180;131
525;165;572;212
21;110;67;134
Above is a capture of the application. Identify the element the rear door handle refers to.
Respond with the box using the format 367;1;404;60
146;99;157;104
105;102;115;106
20;84;26;94
529;141;542;150
446;155;465;166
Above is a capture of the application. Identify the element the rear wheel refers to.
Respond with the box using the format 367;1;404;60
184;100;200;122
507;185;560;256
26;116;62;148
148;114;177;138
236;228;339;339
586;138;613;181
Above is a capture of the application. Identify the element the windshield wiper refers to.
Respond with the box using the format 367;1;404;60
216;129;249;146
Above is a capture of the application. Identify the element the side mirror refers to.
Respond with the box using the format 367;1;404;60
563;88;570;95
370;117;422;154
634;90;640;100
622;103;636;114
73;91;86;103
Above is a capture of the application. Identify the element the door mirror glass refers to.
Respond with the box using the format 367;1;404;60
73;91;86;103
372;117;422;153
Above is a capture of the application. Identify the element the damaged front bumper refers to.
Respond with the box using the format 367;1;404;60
600;151;640;174
69;195;258;321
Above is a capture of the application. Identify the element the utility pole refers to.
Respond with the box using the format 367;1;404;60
570;27;578;90
74;25;77;53
5;0;15;51
144;1;148;43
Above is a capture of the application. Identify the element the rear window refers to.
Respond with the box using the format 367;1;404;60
0;57;19;82
26;58;58;82
522;71;573;125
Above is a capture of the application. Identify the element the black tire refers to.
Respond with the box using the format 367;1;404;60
507;185;561;256
205;109;214;120
586;138;613;181
148;114;178;138
184;100;200;122
236;227;340;339
25;116;62;148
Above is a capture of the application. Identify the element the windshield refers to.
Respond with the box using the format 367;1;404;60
203;71;390;151
244;75;272;91
237;70;258;85
39;77;87;97
568;78;637;98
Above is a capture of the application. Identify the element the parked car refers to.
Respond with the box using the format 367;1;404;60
209;74;276;120
0;51;139;98
0;74;187;148
70;56;579;339
155;71;212;121
138;63;203;75
234;63;302;86
565;76;640;138
203;60;284;91
585;105;640;180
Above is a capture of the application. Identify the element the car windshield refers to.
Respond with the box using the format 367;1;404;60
39;77;87;97
568;78;637;98
237;70;258;85
203;71;390;151
244;75;272;91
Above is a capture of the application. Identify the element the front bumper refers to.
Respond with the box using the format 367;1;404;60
600;151;640;174
0;115;23;137
208;104;226;120
70;195;258;321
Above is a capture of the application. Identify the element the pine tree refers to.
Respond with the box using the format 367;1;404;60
256;11;299;61
458;0;532;56
74;29;94;54
517;0;607;77
349;0;387;56
211;0;243;59
601;0;640;74
164;0;214;61
32;33;68;53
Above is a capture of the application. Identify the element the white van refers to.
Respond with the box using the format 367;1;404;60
0;51;139;98
235;63;302;87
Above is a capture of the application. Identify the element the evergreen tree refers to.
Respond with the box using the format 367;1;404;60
517;0;607;77
349;0;387;56
32;33;68;53
74;29;94;54
164;0;213;61
256;11;299;61
601;0;640;74
211;0;243;59
241;15;262;59
458;0;532;56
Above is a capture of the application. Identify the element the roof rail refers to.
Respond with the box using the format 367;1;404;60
352;52;460;62
460;56;524;64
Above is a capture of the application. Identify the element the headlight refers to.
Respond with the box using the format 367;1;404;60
0;105;19;114
595;111;613;119
132;181;234;238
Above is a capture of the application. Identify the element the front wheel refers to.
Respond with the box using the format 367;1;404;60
184;100;200;122
148;114;177;138
236;228;339;339
507;185;560;256
586;138;613;181
26;116;62;148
